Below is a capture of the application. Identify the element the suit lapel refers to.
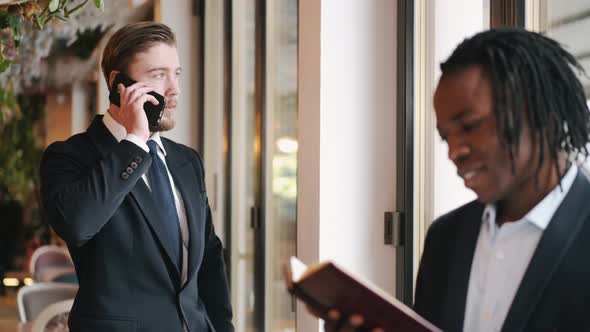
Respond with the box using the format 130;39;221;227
129;180;182;280
162;140;204;287
86;116;181;281
502;171;590;332
443;202;485;332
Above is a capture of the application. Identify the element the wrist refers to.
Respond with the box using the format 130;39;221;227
128;129;149;142
125;134;149;153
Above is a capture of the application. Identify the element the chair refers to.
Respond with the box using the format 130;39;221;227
29;245;76;283
31;299;74;332
17;282;78;322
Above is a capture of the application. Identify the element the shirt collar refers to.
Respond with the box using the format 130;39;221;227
482;164;578;230
102;111;167;156
102;111;126;142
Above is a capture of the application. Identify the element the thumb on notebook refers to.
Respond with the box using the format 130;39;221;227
306;308;383;332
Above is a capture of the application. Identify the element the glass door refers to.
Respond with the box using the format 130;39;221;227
524;1;590;168
230;0;260;330
202;1;298;330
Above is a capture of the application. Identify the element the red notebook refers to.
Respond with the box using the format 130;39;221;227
285;257;442;332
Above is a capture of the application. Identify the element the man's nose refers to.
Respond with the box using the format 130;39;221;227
447;134;470;162
167;77;181;96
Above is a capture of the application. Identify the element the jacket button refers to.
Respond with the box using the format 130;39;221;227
130;162;139;169
121;172;129;180
126;167;134;174
134;156;143;163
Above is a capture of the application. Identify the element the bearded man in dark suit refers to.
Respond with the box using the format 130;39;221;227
41;22;233;332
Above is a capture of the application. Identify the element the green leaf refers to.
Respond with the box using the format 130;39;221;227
0;11;8;29
8;16;21;37
49;0;60;13
94;0;104;11
33;14;43;29
0;58;12;73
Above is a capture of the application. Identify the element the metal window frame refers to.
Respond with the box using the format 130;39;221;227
396;0;415;306
253;0;268;329
212;0;268;329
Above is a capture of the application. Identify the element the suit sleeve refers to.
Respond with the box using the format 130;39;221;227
414;222;436;315
40;140;150;247
414;218;448;328
192;151;234;332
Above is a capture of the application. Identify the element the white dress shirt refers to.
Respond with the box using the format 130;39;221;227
103;112;190;285
463;164;578;332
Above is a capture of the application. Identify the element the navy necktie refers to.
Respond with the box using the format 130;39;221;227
147;140;182;272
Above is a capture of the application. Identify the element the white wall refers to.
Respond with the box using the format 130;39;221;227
159;0;201;150
298;0;397;330
431;0;488;219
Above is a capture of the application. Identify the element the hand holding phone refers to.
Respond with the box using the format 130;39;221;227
108;73;167;137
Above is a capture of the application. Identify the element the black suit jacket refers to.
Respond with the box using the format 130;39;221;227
414;170;590;332
40;116;234;332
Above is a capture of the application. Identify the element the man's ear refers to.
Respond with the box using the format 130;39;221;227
108;70;120;91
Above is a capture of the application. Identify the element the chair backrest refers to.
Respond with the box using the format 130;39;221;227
29;246;73;280
17;283;78;322
35;266;77;284
31;299;74;332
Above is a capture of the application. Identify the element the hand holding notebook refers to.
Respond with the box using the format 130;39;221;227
285;256;442;332
313;307;385;332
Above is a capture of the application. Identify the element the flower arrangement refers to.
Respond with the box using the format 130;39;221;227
0;1;103;226
0;0;104;74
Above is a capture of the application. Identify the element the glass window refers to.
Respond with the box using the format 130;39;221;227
541;1;590;168
203;1;298;330
264;1;298;331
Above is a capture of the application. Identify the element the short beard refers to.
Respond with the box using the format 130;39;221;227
154;109;175;132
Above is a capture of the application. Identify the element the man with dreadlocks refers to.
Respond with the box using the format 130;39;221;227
314;28;590;332
413;28;590;331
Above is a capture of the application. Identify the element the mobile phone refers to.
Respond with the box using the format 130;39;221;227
108;73;167;132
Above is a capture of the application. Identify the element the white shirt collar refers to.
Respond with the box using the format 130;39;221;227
102;111;126;142
482;164;578;230
102;111;167;156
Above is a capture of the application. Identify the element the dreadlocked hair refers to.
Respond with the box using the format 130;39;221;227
440;27;590;183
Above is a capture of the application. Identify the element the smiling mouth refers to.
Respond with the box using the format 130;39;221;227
459;166;485;182
463;170;478;180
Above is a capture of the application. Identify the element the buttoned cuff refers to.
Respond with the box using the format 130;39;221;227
124;134;149;153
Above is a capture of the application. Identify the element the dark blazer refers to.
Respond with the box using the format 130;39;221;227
414;170;590;332
40;116;233;332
